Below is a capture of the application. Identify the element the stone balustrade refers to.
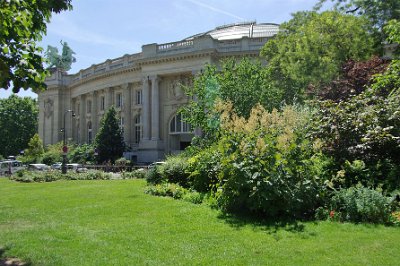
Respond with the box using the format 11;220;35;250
50;36;270;86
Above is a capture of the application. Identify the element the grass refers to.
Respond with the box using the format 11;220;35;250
0;178;399;265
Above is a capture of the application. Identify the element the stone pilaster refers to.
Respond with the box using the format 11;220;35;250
151;76;160;140
122;84;132;145
79;94;86;144
92;91;98;136
107;87;113;109
142;77;150;140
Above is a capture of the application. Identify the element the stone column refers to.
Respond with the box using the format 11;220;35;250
107;87;113;109
151;75;160;140
142;77;150;140
79;94;86;144
122;83;132;145
92;91;98;135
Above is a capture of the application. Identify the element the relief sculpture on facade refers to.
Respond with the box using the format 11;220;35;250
168;76;192;100
44;98;54;118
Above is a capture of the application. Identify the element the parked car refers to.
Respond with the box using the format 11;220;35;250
51;162;62;170
67;163;88;173
147;161;166;169
28;164;50;171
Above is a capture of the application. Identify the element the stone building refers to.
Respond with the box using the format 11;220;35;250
38;22;279;163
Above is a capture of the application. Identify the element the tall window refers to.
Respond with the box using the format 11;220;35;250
100;96;105;111
170;113;192;134
134;114;142;143
136;90;142;105
116;93;123;108
87;100;92;114
119;116;124;133
87;121;93;144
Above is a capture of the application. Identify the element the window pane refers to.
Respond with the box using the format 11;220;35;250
170;117;175;132
176;114;181;132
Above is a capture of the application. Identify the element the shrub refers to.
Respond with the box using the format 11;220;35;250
121;169;145;179
158;156;190;187
329;186;395;223
202;103;331;218
145;167;163;184
182;191;204;204
144;183;187;199
83;170;112;180
115;157;131;166
187;146;221;192
68;144;96;164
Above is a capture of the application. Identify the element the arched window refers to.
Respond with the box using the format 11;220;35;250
87;121;92;144
134;114;142;144
170;113;192;134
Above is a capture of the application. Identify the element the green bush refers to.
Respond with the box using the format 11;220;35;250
82;170;112;180
121;169;145;179
115;157;131;166
68;144;96;164
182;191;204;204
196;103;331;218
187;146;221;192
145;167;163;184
10;170;112;182
329;186;395;223
144;183;187;199
159;156;190;187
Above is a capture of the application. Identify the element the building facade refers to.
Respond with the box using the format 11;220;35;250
38;22;279;163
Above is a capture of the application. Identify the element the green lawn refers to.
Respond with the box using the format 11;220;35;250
0;178;399;265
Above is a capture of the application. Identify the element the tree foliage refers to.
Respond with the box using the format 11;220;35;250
314;56;389;101
0;95;38;157
94;106;125;163
312;20;400;191
315;0;400;31
21;133;44;163
0;0;72;93
181;58;282;139
261;11;375;100
315;0;400;51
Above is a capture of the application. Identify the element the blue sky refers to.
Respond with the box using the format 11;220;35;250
1;0;329;99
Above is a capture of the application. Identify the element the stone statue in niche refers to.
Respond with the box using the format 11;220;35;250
44;98;54;118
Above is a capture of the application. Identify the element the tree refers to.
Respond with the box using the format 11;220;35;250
94;106;125;163
314;56;389;101
315;0;400;31
181;58;281;139
311;20;400;191
45;41;76;71
315;0;400;51
0;95;38;157
21;133;45;163
0;0;72;93
261;11;375;101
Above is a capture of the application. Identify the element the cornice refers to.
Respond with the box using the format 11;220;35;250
69;66;141;89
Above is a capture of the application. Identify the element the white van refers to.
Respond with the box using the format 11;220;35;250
0;160;25;175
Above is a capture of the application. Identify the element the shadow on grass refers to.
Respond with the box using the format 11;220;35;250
217;211;316;237
0;246;31;266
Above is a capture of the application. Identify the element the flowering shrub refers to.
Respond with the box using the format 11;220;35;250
188;102;331;218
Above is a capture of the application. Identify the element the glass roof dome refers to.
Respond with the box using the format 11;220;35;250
184;22;280;41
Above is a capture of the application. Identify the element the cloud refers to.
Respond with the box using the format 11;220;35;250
184;0;246;21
